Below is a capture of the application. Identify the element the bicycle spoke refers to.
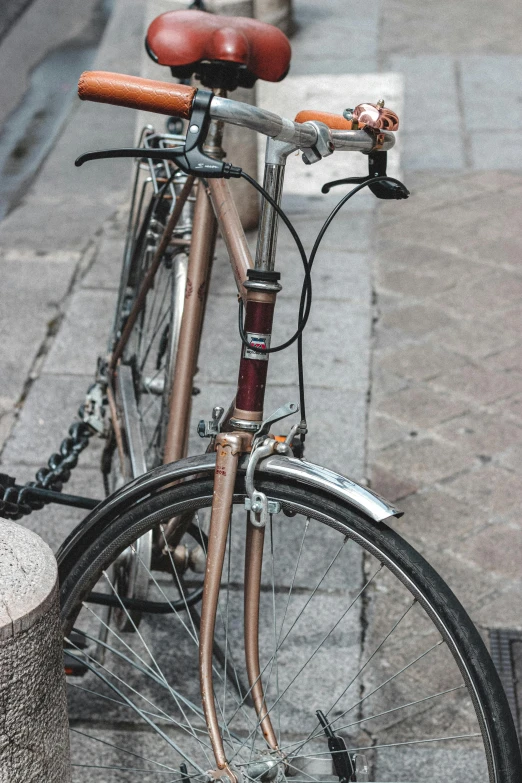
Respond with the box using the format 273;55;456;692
71;763;187;775
288;732;481;758
139;280;171;372
334;684;466;733
133;533;251;751
65;645;206;775
70;727;178;773
69;681;207;727
287;596;418;754
77;625;208;727
82;601;161;680
331;639;444;725
68;636;208;748
97;572;214;764
225;533;352;731
265;516;281;745
229;564;384;764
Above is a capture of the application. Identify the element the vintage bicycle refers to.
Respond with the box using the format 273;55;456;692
0;8;520;783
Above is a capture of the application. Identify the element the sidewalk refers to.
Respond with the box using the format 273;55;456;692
0;0;145;546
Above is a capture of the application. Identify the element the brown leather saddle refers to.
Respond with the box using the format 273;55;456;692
146;9;292;91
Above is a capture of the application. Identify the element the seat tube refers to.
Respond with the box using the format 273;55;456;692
162;114;224;465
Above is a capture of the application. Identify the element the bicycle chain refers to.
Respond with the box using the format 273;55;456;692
0;418;94;520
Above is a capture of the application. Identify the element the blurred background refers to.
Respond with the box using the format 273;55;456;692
0;0;520;741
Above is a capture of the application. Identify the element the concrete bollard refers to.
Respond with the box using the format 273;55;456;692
0;521;71;783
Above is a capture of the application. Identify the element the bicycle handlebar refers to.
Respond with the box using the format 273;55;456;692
78;71;396;154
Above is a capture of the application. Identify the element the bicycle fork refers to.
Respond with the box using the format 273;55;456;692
199;321;282;778
199;432;280;782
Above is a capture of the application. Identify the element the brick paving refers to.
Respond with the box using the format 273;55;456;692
370;171;522;642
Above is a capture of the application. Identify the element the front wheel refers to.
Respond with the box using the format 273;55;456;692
60;474;521;782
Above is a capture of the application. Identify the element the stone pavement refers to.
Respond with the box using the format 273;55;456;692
370;171;522;634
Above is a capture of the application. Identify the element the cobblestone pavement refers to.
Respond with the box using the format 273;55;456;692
370;0;522;732
370;171;522;632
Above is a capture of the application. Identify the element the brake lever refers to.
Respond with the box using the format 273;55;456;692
321;175;366;193
75;91;242;179
366;150;409;199
321;150;409;200
75;147;183;166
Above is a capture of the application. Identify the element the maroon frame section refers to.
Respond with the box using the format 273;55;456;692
235;298;275;413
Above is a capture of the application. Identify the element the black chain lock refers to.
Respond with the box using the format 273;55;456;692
0;420;93;520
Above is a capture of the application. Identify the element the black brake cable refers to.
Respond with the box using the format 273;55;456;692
239;171;406;441
238;172;406;353
239;171;312;354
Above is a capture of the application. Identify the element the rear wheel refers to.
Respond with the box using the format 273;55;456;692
104;129;195;628
109;137;194;478
60;474;522;782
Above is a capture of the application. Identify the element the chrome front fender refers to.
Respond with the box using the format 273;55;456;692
262;455;402;522
57;453;401;576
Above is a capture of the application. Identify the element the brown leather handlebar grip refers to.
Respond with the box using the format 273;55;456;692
78;71;197;118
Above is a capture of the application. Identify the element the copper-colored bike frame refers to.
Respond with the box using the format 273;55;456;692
109;118;283;776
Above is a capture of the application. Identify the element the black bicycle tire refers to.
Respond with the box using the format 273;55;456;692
59;475;522;783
